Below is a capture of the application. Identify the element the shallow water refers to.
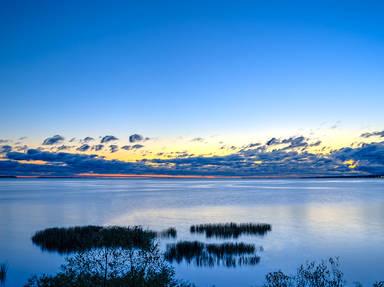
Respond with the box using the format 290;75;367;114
0;178;383;286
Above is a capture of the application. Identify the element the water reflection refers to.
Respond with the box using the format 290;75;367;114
165;241;261;267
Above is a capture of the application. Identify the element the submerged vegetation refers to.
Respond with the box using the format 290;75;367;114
0;263;7;286
32;226;157;253
190;222;271;238
164;241;260;267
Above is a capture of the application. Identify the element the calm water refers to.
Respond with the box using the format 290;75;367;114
0;178;383;286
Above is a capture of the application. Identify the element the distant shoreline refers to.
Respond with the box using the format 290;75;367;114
0;174;383;179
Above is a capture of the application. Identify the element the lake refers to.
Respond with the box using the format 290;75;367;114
0;178;383;286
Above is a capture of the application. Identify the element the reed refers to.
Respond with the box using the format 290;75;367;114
158;227;177;238
190;222;271;238
32;225;157;253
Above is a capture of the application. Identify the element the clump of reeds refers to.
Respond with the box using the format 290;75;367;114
32;225;157;254
190;222;272;238
158;227;177;238
0;263;7;285
164;241;260;267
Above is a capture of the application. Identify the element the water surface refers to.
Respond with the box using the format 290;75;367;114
0;178;383;286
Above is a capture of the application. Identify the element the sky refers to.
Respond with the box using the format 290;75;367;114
1;0;384;177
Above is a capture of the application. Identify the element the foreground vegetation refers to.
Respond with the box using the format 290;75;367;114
190;222;272;238
25;246;193;287
263;258;384;287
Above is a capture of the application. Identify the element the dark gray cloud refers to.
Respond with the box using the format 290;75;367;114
42;135;65;145
57;145;71;151
77;144;91;152
109;145;119;153
0;139;10;143
281;136;308;149
101;135;118;143
191;137;204;142
266;137;280;146
82;137;95;143
0;145;12;153
121;144;144;151
92;144;104;151
361;130;384;138
129;134;144;143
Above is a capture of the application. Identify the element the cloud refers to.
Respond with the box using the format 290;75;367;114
0;139;10;143
266;137;280;146
0;145;12;153
191;137;204;142
129;134;144;143
121;144;144;151
109;145;119;153
360;130;384;138
77;144;91;152
82;137;95;143
101;135;118;143
42;135;65;145
92;144;104;151
281;136;308;149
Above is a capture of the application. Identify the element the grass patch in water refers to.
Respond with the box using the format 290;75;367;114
190;222;271;238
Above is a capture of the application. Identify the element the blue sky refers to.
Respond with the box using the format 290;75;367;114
1;0;384;176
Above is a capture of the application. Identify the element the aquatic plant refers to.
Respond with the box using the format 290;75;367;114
158;227;177;239
164;241;260;267
190;222;271;238
0;263;7;285
32;225;157;253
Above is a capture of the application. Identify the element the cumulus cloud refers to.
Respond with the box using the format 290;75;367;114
121;144;144;151
77;144;91;152
109;145;119;153
360;130;384;138
82;137;95;143
0;139;10;143
92;144;104;151
0;145;12;153
42;135;65;145
101;135;118;143
129;134;144;143
266;137;280;146
191;137;204;142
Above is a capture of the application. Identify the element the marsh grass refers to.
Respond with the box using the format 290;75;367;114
32;225;157;253
190;223;271;238
164;241;260;267
158;227;177;239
